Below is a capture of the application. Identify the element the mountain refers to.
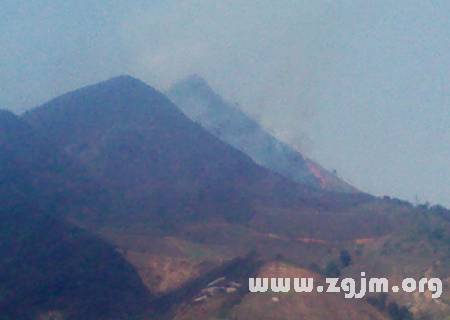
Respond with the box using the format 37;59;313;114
20;76;270;227
22;76;417;248
22;76;367;232
166;74;358;193
0;111;151;320
6;76;450;320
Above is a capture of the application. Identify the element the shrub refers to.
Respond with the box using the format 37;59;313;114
387;302;399;317
324;261;341;277
340;250;351;267
367;293;387;311
307;263;322;275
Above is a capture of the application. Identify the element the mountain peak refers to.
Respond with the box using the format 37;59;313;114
168;75;224;112
184;74;208;85
23;75;167;121
46;75;156;105
101;74;148;87
80;75;156;96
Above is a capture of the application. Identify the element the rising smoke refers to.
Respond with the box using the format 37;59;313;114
120;0;340;154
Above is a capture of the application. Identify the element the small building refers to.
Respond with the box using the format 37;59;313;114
207;277;226;287
228;281;241;288
225;287;238;293
194;295;208;303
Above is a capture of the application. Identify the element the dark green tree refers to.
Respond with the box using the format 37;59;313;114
396;306;414;320
387;302;399;318
325;261;341;277
308;262;322;274
367;293;388;311
340;250;352;267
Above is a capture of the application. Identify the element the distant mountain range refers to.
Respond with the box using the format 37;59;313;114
167;74;358;194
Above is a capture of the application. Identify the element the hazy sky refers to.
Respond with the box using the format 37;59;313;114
2;0;449;207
